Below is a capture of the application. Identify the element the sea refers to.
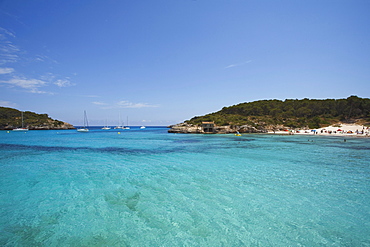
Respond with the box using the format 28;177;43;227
1;127;369;246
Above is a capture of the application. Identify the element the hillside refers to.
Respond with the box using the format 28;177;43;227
0;107;75;130
169;96;370;133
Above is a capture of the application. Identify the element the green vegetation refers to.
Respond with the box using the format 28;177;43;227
186;96;370;129
0;107;69;129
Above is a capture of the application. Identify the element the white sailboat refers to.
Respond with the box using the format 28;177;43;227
102;120;111;130
114;112;123;129
77;110;89;132
12;111;29;131
123;116;130;129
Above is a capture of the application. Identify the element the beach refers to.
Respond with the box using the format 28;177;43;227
270;124;370;137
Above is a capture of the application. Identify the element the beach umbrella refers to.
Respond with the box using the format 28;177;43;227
337;129;342;131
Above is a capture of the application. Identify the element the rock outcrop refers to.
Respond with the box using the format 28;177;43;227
28;121;75;130
168;123;267;134
3;121;75;130
168;123;202;133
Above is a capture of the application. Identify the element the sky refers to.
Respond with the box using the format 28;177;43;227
1;0;369;126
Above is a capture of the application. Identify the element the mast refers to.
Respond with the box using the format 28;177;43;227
21;111;24;128
119;112;122;127
84;110;89;128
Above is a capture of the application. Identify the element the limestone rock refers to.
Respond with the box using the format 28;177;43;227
168;123;268;134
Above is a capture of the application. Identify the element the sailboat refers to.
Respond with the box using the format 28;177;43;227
123;116;130;129
77;110;89;132
12;111;29;131
114;112;123;129
102;120;111;130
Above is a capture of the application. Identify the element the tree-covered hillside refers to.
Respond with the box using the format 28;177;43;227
0;107;74;130
186;96;370;129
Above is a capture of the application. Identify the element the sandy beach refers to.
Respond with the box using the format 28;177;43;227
269;124;370;137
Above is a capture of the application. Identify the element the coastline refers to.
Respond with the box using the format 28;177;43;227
268;124;370;138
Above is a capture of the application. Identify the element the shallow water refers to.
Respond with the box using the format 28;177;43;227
1;127;369;246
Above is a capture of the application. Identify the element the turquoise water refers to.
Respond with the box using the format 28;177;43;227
1;127;369;246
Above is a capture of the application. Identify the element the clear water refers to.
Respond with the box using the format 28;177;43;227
1;127;369;246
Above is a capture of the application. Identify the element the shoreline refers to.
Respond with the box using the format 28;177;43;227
268;124;370;138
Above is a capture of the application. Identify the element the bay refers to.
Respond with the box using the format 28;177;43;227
1;127;369;246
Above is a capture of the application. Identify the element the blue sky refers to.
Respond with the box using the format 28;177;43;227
1;0;369;126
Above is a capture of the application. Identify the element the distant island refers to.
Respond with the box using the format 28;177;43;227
168;96;370;134
0;107;74;130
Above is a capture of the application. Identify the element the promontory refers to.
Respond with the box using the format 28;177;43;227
0;107;75;130
168;96;370;134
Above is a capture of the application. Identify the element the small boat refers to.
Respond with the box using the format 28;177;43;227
77;110;89;132
13;111;28;131
123;116;130;129
235;131;241;136
77;128;89;132
140;126;146;129
12;128;28;132
102;120;111;130
114;112;123;129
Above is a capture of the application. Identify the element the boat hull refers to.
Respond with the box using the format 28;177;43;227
77;128;89;132
12;128;29;132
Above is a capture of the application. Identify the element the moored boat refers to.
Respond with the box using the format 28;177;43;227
77;111;89;132
13;111;28;131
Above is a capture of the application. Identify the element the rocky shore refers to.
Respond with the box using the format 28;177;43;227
168;123;268;134
31;122;75;130
1;121;75;130
168;122;370;137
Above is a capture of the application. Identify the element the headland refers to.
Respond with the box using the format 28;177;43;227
168;96;370;137
0;107;75;130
